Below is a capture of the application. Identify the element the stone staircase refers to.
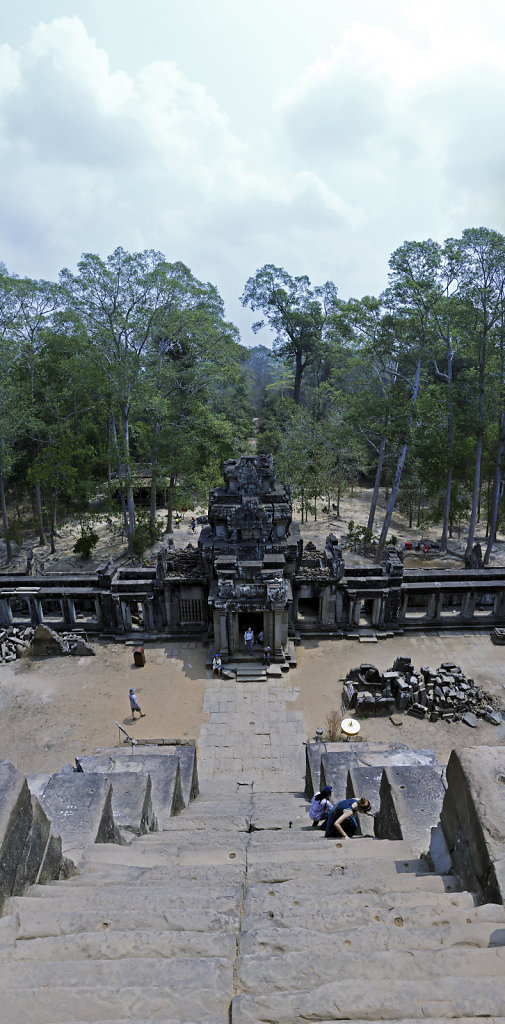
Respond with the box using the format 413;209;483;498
1;782;505;1023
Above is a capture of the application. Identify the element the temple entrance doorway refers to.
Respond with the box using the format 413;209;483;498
238;611;264;649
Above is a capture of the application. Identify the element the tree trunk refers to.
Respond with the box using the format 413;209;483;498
34;479;46;546
166;474;176;533
150;420;161;539
110;413;130;542
465;342;486;557
367;435;386;533
49;488;58;554
0;465;12;562
120;404;136;555
375;355;422;563
465;431;483;556
293;352;303;404
484;410;505;564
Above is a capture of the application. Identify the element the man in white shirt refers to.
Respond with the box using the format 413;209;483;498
244;626;254;654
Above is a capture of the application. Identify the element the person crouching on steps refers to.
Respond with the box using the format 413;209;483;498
324;796;372;838
309;786;333;828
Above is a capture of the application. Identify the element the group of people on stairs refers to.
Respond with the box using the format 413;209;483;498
309;785;373;838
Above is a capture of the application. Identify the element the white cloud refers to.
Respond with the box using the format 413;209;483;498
1;6;505;338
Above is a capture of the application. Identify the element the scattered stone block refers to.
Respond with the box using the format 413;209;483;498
31;624;69;656
462;712;478;728
485;710;502;725
70;638;95;656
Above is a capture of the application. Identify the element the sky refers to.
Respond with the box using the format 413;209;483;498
1;1;505;344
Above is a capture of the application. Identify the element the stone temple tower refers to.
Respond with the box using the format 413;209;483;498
198;455;303;659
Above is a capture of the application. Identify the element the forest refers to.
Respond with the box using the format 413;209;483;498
1;226;505;566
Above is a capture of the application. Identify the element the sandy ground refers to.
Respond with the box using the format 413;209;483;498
0;633;503;777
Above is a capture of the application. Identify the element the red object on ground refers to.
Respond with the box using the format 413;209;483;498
134;646;145;667
404;541;413;549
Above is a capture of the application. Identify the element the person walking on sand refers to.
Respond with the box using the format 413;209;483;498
129;687;145;720
324;796;372;838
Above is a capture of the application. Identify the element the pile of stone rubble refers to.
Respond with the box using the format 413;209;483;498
344;656;502;727
0;623;95;663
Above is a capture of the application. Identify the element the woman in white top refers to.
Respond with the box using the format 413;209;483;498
309;786;333;828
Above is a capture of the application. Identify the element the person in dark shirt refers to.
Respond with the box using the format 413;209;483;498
324;796;372;838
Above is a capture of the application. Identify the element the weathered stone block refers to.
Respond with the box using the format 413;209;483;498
0;762;34;908
38;773;121;861
374;764;445;853
441;746;505;904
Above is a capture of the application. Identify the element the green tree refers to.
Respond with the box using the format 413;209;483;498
240;266;338;404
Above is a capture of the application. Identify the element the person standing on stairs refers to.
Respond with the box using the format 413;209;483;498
309;785;333;828
324;796;372;838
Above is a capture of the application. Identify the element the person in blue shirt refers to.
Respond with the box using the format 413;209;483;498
324;796;372;838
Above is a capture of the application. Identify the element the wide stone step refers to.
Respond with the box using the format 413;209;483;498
230;975;505;1023
244;875;466;898
242;900;505;935
245;858;435;882
0;953;231;991
80;839;247;868
236;946;505;993
27;880;242;901
238;913;505;955
0;927;236;963
4;904;239;940
242;889;472;913
64;862;245;886
7;887;240;916
244;836;422;858
2;976;230;1024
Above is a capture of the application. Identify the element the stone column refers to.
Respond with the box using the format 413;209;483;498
320;586;334;625
493;590;505;620
144;597;154;631
335;589;344;625
121;601;131;632
353;598;361;626
61;597;76;629
273;604;284;659
376;592;387;628
433;590;443;620
31;598;43;626
219;612;229;656
461;590;475;621
0;598;12;627
229;612;240;655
